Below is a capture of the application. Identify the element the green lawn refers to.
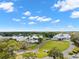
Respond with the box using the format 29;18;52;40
37;40;70;58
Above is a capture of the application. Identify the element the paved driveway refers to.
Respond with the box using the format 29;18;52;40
63;42;76;59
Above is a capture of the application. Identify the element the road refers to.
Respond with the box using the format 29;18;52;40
62;41;79;59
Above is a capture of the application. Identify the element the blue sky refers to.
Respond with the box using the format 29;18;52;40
0;0;79;31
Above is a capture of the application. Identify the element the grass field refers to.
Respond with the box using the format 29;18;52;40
37;40;70;58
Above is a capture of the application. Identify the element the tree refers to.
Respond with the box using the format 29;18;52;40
37;38;43;44
0;39;20;59
71;33;79;47
20;41;28;50
48;48;64;59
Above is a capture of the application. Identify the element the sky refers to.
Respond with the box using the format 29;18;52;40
0;0;79;31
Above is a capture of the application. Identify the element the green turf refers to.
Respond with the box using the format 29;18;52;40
37;40;70;58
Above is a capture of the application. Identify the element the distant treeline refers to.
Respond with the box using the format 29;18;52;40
0;32;59;36
0;32;70;37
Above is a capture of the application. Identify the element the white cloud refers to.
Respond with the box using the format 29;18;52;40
54;0;79;12
12;18;21;22
28;16;39;20
67;25;75;29
12;18;27;25
28;16;52;22
21;16;26;19
0;2;14;12
28;22;36;25
51;19;60;24
24;11;31;16
59;25;79;31
37;16;52;22
70;11;79;18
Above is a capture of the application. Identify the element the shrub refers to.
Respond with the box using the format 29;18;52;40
72;50;78;54
69;52;74;55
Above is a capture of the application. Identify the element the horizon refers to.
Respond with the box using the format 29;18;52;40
0;30;74;32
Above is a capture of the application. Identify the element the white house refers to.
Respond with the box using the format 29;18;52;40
0;34;42;43
0;35;12;40
26;35;39;43
53;33;71;40
12;35;27;41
